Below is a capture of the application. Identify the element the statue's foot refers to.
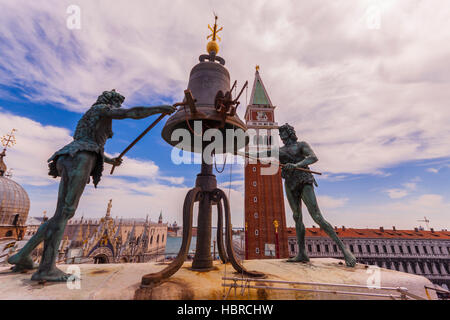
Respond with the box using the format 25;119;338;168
287;252;310;263
343;250;357;267
8;254;38;272
31;267;74;282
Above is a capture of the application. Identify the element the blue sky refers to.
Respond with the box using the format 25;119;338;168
0;0;449;230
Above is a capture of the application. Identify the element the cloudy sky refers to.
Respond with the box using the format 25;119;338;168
0;0;449;230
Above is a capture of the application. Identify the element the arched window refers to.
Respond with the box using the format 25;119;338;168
255;248;260;254
162;234;165;242
255;229;259;236
253;197;257;203
253;181;257;187
254;212;258;219
252;167;257;172
150;236;153;244
157;234;160;243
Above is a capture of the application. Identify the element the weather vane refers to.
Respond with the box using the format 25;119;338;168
207;13;223;42
206;13;223;54
1;128;17;151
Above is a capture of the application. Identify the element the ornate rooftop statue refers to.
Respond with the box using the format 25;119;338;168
240;123;356;267
8;90;175;281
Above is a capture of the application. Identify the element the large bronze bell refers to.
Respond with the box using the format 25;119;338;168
138;18;265;294
161;55;248;154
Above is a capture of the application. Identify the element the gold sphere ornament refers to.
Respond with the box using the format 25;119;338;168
207;40;219;54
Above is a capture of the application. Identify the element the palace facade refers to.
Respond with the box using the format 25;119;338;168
287;226;450;289
61;203;167;264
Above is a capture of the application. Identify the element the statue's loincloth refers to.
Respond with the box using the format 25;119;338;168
47;140;104;187
282;167;317;198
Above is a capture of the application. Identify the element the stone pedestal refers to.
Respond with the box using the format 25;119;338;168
0;258;437;300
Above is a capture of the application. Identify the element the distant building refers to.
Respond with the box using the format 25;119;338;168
0;147;29;240
61;200;167;264
244;67;289;260
287;226;450;289
23;215;43;239
167;221;181;237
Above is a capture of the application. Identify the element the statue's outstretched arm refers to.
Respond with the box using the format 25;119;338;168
104;105;176;120
294;142;318;168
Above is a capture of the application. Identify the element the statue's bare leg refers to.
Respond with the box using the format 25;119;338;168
30;152;96;281
285;182;309;263
301;184;356;267
7;167;69;272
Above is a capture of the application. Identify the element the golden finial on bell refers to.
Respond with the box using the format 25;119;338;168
206;13;223;54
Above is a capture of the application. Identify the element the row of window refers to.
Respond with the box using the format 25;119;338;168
149;234;165;245
298;242;450;256
347;243;449;256
363;260;450;276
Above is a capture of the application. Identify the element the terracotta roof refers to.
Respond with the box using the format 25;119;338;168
286;227;450;240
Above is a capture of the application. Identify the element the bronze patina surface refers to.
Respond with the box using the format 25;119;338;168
241;123;357;267
7;90;175;281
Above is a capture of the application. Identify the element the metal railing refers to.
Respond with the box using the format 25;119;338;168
221;277;427;300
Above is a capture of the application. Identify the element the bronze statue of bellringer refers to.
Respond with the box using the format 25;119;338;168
8;90;176;281
239;123;356;267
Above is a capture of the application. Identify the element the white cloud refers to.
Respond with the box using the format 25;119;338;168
0;111;72;186
105;154;159;179
347;194;450;230
2;1;450;230
385;189;408;199
0;112;196;224
383;177;420;199
1;1;450;176
0;1;449;177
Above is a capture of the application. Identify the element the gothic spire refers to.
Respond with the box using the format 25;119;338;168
249;66;273;106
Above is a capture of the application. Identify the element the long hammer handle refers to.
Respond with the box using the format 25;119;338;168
110;113;167;175
243;153;322;175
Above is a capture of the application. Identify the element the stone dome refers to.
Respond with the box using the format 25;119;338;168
0;176;30;226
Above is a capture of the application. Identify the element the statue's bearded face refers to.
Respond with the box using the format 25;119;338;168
93;90;125;107
279;130;290;144
279;126;297;145
111;96;124;108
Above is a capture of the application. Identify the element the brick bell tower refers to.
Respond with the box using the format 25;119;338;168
244;66;289;260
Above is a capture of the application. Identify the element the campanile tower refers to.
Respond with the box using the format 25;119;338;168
244;67;289;260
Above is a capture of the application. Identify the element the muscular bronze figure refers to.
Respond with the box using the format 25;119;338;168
8;90;176;281
241;123;356;267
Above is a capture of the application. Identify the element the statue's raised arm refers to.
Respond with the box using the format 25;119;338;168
102;105;176;120
7;89;176;282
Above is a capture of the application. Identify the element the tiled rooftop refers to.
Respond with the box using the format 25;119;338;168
286;227;450;240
